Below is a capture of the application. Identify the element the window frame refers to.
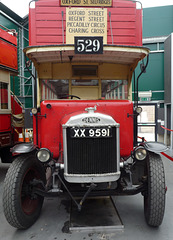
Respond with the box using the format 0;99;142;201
0;71;11;114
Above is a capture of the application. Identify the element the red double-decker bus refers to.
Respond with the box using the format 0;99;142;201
0;27;23;162
3;0;167;230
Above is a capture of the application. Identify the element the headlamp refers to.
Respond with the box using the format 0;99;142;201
36;148;51;163
31;108;37;115
135;107;142;114
134;146;147;161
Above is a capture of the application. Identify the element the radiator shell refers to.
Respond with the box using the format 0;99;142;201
63;111;120;183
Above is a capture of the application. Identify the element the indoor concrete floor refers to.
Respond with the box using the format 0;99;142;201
0;154;173;240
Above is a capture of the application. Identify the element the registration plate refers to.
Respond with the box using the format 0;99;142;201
70;127;112;138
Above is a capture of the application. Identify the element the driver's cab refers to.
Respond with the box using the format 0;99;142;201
25;45;149;106
39;63;130;102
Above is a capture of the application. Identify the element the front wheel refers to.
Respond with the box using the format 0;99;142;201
3;154;46;229
144;152;166;227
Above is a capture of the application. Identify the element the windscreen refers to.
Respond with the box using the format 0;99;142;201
40;79;128;100
101;80;128;100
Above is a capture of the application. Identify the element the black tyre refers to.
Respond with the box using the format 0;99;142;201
3;154;46;229
144;152;166;227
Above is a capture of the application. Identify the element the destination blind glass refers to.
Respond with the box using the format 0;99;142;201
61;0;112;7
66;8;107;44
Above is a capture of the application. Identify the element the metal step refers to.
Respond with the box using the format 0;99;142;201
69;196;124;233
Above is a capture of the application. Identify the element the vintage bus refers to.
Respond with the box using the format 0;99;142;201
3;0;167;229
0;27;23;163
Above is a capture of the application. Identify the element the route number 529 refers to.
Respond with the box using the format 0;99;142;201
75;37;103;54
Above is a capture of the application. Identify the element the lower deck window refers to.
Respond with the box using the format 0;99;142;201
0;82;9;109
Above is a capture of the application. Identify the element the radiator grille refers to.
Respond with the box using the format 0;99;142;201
66;127;117;175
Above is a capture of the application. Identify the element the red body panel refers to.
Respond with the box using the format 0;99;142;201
0;28;21;148
0;113;12;148
33;100;134;159
29;0;142;46
0;28;17;46
0;114;11;132
0;29;18;71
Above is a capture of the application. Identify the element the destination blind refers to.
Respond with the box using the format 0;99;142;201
66;8;107;44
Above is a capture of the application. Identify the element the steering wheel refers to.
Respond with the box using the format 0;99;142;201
68;95;81;99
59;95;81;99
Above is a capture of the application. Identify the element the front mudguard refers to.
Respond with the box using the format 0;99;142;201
143;142;168;153
11;142;37;154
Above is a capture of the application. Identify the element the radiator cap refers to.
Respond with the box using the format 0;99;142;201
85;106;97;113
